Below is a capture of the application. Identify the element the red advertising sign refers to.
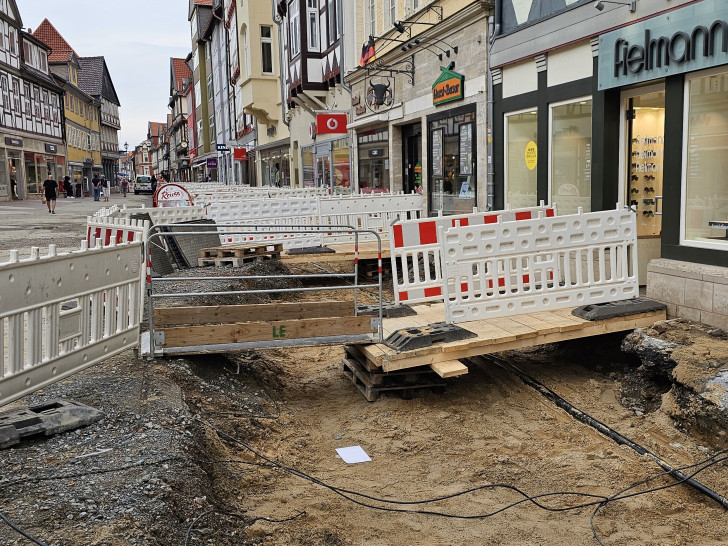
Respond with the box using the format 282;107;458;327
316;112;348;134
153;183;193;207
233;147;247;161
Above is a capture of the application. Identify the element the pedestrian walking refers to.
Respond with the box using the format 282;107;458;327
92;174;101;201
102;176;110;202
63;175;71;198
43;173;58;214
10;177;18;199
121;177;128;197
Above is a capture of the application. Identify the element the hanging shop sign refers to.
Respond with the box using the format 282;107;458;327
316;112;348;134
432;63;464;106
599;0;728;90
206;157;218;169
233;147;248;161
5;136;22;147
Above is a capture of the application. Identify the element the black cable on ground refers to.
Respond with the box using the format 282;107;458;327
472;354;728;510
0;509;47;546
590;450;728;545
183;508;305;545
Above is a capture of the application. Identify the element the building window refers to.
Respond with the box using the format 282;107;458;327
328;0;339;44
307;0;319;50
366;0;376;37
385;0;396;28
289;0;301;57
549;97;592;215
194;81;201;108
682;68;728;248
261;26;273;74
242;26;250;77
428;109;476;216
207;73;213;102
209;114;216;140
504;109;538;208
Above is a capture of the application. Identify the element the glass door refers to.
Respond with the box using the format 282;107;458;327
621;85;665;284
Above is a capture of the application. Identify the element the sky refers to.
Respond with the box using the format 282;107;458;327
17;0;192;149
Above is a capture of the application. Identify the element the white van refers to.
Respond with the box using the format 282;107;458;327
133;175;153;194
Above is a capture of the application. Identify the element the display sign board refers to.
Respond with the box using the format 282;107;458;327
459;123;472;175
5;137;22;147
525;141;538;171
432;63;465;106
45;143;57;153
316;112;348;134
233;147;247;161
207;157;218;169
216;143;229;152
153;183;193;207
599;0;728;90
432;129;444;177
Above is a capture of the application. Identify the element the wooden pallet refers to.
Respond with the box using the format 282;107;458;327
342;345;446;402
198;243;283;267
358;258;392;279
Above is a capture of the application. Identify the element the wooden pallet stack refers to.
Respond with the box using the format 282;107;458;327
342;345;449;402
198;243;283;267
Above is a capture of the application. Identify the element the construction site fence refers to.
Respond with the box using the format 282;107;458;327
390;203;557;305
0;240;145;407
441;205;639;323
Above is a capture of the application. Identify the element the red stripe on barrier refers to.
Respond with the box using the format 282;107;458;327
546;208;555;217
515;211;531;221
95;228;102;243
104;229;111;246
418;221;438;245
127;231;134;242
398;291;409;301
483;215;498;224
116;231;124;244
460;282;468;293
424;287;442;298
393;224;404;248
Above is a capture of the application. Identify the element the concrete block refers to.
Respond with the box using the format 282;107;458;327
647;271;685;306
647;258;703;280
713;283;728;315
677;305;702;323
702;266;728;286
701;311;728;332
685;278;714;312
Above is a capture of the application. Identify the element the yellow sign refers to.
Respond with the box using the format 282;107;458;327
433;77;464;106
525;141;538;171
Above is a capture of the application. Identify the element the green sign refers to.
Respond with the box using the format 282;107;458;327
599;0;728;90
433;62;464;106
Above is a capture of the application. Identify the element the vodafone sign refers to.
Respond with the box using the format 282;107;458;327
316;112;348;134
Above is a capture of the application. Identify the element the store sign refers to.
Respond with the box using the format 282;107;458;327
154;183;192;208
599;0;728;90
316;112;348;134
233;147;247;161
369;149;384;157
432;63;464;106
207;158;218;169
5;136;22;147
45;143;57;153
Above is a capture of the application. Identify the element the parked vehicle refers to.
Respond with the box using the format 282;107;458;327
133;175;153;194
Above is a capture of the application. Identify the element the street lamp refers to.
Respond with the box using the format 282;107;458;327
594;0;636;12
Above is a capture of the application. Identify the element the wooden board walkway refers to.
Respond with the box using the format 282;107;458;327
353;303;667;373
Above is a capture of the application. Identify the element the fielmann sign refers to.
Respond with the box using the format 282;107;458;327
598;0;728;90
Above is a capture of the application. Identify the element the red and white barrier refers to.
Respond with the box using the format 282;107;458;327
441;205;638;323
390;204;556;304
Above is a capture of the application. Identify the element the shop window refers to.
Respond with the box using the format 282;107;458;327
289;0;301;57
332;137;351;194
302;145;315;187
428;109;476;216
504;109;538;208
307;0;319;51
261;148;290;187
357;128;388;193
550;97;592;215
683;69;728;248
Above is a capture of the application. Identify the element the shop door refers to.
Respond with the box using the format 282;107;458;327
402;123;422;194
315;142;332;193
622;86;665;284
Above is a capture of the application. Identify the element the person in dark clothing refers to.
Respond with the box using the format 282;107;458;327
150;174;157;193
10;177;17;199
43;173;58;213
91;174;101;201
63;175;71;198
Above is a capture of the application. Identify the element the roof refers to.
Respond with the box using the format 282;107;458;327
148;121;167;138
194;0;212;5
77;56;121;106
171;58;192;93
32;19;77;63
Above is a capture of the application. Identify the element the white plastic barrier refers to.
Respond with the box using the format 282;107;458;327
0;241;144;406
205;198;323;248
319;193;424;244
116;204;207;225
390;204;556;304
92;204;120;218
86;216;150;248
441;206;638;323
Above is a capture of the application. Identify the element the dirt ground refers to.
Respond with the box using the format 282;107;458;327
1;198;727;545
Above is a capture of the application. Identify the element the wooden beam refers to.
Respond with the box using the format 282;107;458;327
430;360;468;378
154;301;354;326
159;316;376;347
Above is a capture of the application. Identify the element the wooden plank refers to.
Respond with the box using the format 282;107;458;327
430;360;468;378
154;301;354;326
379;309;666;372
160;316;376;348
508;313;561;335
529;311;584;332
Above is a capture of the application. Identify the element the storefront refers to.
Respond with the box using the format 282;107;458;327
357;128;388;193
300;136;351;194
259;146;291;187
0;136;65;200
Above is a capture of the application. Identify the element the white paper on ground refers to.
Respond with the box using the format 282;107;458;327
336;445;372;464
